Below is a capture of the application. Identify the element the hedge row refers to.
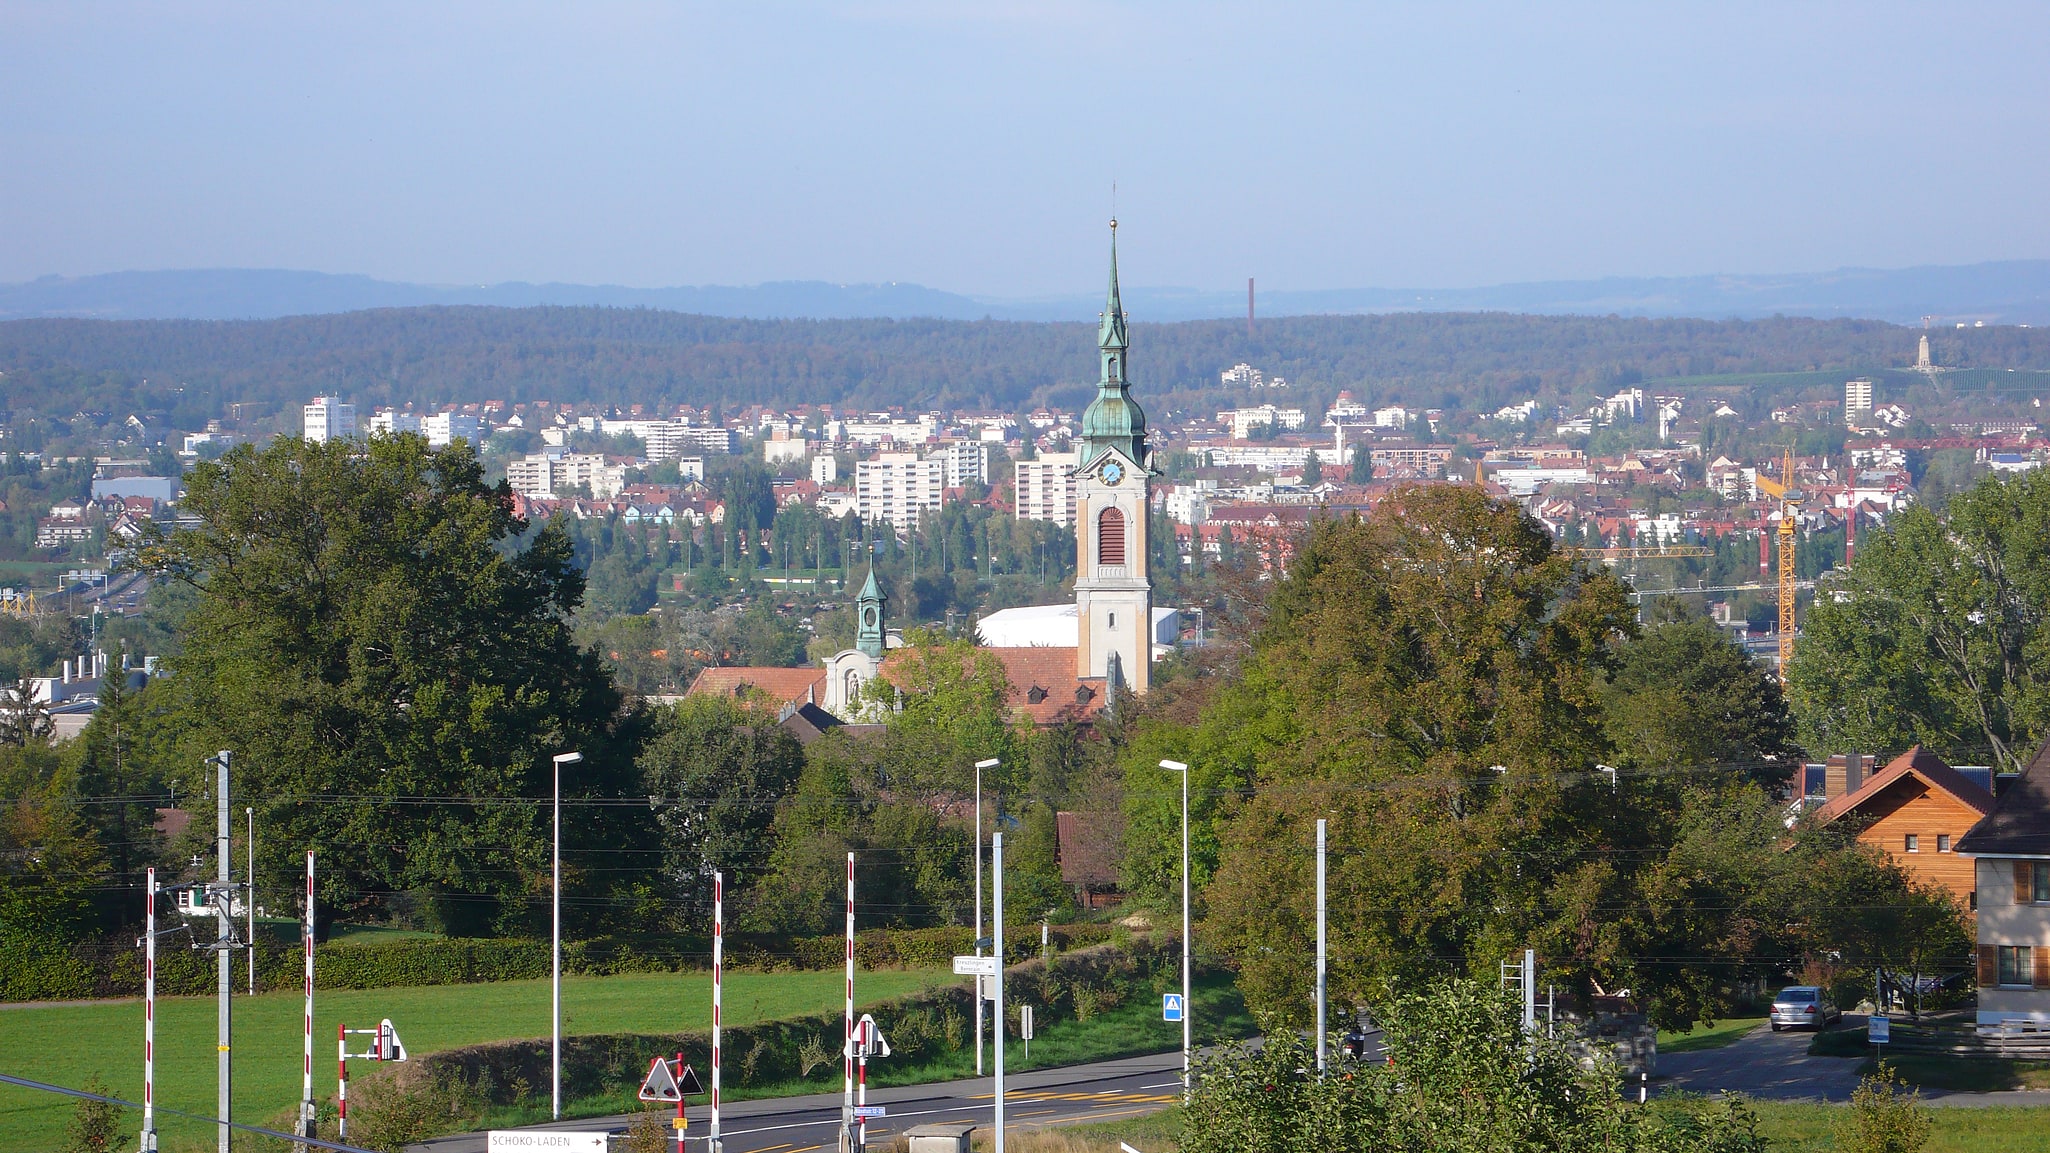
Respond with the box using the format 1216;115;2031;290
0;922;1123;1002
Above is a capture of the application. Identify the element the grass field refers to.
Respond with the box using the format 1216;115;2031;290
1657;1015;1765;1054
974;1102;2050;1153
0;967;950;1152
476;969;1256;1131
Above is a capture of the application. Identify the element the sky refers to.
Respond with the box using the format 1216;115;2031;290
4;2;2048;297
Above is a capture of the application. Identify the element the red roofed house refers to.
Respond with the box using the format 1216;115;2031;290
1814;745;1996;914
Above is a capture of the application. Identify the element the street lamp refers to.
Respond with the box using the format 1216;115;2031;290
1159;760;1191;1095
551;750;583;1119
973;757;999;1077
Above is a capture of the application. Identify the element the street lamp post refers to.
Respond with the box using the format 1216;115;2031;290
973;757;999;1078
1159;760;1191;1095
550;751;583;1119
246;807;256;996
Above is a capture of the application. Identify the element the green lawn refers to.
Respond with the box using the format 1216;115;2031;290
1882;1053;2050;1092
0;967;949;1153
1657;1015;1765;1054
479;969;1256;1131
978;1102;2050;1153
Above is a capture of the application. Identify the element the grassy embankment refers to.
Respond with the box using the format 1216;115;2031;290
1657;1015;1766;1054
0;967;948;1153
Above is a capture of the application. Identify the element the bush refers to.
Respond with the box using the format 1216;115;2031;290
62;1075;124;1153
0;921;1122;1002
1836;1062;1932;1153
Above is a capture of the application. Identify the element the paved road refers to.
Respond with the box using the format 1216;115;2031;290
1659;1020;1867;1101
412;1051;1189;1153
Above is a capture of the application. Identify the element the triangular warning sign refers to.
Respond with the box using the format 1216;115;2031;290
856;1014;891;1058
639;1057;681;1102
640;1057;706;1102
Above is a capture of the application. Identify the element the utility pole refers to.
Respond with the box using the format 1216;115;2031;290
1315;818;1327;1074
973;758;999;1077
992;832;1006;1153
298;852;317;1150
246;807;256;996
212;750;233;1153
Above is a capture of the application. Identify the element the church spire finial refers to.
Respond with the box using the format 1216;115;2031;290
1099;219;1127;352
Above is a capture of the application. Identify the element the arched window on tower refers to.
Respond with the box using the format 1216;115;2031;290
1097;506;1127;566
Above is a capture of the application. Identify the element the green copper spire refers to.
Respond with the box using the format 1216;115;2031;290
855;564;887;660
1079;219;1147;469
1098;221;1128;351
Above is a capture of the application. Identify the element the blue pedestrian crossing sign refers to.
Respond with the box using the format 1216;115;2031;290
1162;994;1184;1022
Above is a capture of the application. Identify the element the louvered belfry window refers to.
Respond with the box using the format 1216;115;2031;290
1098;506;1127;566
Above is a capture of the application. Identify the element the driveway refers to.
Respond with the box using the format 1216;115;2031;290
1658;1018;1866;1101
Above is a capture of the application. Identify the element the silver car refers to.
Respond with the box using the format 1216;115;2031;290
1769;985;1841;1032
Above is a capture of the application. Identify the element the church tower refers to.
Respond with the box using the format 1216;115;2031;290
1073;220;1153;694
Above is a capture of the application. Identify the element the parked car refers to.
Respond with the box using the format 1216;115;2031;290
1769;986;1841;1032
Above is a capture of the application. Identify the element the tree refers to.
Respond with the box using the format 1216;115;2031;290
1300;452;1322;485
1348;443;1372;485
0;677;53;746
137;435;644;936
638;695;805;917
1604;613;1799;786
1182;978;1767;1153
1789;469;2050;771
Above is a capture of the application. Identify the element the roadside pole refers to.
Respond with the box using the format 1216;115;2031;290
335;1024;348;1143
992;832;1006;1153
247;807;256;996
842;852;855;1153
298;852;316;1150
1315;819;1327;1074
140;867;157;1152
710;870;723;1153
213;750;232;1153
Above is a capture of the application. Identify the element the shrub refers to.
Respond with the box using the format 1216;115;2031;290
1836;1062;1932;1153
62;1075;124;1153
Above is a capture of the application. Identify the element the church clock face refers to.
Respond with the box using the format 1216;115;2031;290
1100;460;1124;485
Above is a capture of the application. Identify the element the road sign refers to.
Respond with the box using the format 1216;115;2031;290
1163;994;1184;1022
1869;1015;1890;1044
953;954;999;976
376;1019;407;1062
1020;1004;1034;1041
639;1057;706;1102
487;1133;607;1151
853;1106;886;1118
855;1013;892;1058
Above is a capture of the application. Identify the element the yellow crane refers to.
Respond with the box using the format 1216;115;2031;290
1775;448;1798;682
0;588;34;618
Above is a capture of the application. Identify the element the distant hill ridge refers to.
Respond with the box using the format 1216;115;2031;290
7;260;2050;326
9;306;2050;425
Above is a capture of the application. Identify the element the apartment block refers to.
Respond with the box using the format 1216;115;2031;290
1014;452;1078;526
304;397;357;444
855;451;945;534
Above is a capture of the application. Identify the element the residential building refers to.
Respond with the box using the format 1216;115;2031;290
1370;442;1454;479
422;411;481;448
1372;406;1411;430
304;397;357;444
811;455;839;484
366;409;424;436
763;430;808;465
1958;739;2050;1023
855;451;945;534
933;441;989;488
1015;452;1078;525
1846;378;1876;424
504;451;627;500
1813;746;1995;914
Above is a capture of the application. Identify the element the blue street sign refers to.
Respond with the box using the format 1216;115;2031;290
1163;994;1184;1022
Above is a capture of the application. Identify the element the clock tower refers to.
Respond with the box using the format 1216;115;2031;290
1073;220;1153;694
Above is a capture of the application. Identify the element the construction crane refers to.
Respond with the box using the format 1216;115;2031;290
1775;447;1799;682
0;588;34;618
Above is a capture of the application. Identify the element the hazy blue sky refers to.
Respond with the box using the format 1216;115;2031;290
4;2;2046;296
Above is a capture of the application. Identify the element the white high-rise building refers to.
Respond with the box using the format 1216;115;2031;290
854;451;945;534
933;442;989;488
304;397;357;444
504;451;627;499
422;411;481;448
1845;378;1876;423
366;409;423;436
1014;452;1078;526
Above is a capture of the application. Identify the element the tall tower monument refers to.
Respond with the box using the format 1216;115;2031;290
1073;220;1153;694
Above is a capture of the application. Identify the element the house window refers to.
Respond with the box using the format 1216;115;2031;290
1939;834;1951;853
1108;612;1116;628
2000;945;2034;987
2036;862;2050;903
1905;834;1919;853
1098;507;1127;566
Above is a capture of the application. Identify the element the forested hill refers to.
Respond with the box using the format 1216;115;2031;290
7;306;2050;426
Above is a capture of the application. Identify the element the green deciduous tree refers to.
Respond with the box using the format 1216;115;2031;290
138;435;645;935
1789;469;2050;770
638;694;805;918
